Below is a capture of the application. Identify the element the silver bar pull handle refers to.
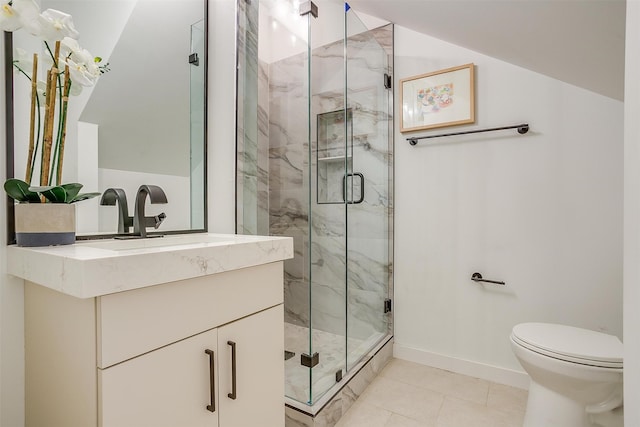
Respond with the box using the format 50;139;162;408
227;341;237;400
205;349;215;412
471;272;505;285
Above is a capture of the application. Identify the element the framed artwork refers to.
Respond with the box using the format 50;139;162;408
400;63;475;133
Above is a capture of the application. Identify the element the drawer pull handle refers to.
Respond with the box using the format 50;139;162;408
205;349;215;412
227;341;237;400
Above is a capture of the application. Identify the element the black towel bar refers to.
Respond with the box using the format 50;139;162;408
471;272;505;285
408;124;529;145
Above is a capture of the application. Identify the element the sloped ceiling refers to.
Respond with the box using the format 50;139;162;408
348;0;626;100
80;0;203;176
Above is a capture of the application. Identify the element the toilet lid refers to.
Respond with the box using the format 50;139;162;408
512;323;623;368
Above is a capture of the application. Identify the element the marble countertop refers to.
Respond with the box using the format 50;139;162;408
7;233;294;298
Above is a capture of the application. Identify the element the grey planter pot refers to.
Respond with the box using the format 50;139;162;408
15;203;76;247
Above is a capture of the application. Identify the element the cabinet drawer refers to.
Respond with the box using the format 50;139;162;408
99;328;219;427
97;261;283;368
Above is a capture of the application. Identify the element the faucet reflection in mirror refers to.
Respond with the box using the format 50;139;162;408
1;0;108;204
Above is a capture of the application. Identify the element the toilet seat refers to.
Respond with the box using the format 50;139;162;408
511;323;623;369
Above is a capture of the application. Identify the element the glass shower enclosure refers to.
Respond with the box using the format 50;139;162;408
190;19;206;230
237;0;393;406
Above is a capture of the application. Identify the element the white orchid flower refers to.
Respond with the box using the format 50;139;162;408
11;49;48;105
59;37;82;59
12;0;41;35
35;79;47;104
66;57;100;87
14;47;30;61
59;37;101;87
38;9;79;43
0;0;23;31
13;47;33;75
68;80;83;96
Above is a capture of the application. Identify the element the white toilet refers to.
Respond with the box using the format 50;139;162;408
510;323;623;427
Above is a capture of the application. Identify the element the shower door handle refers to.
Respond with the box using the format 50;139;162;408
342;173;365;204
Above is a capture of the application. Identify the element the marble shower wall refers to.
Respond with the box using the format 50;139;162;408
312;25;393;345
268;25;393;343
236;4;393;348
269;51;311;328
346;25;393;348
237;0;270;236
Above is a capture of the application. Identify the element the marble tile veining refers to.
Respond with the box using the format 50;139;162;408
7;234;293;298
264;25;394;342
237;13;395;423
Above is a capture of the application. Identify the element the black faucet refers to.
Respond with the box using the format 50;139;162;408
100;188;133;234
133;185;168;238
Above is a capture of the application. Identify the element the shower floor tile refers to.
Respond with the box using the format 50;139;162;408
285;322;385;404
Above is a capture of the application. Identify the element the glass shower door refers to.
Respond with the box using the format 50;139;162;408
190;19;206;229
236;0;393;408
345;7;392;371
308;0;349;404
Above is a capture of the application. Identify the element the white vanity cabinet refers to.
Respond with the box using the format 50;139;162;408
24;261;285;427
100;305;284;427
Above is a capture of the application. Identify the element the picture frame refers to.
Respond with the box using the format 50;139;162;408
400;63;475;133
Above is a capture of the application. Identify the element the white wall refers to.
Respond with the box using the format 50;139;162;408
76;122;100;233
393;26;624;388
624;1;640;425
208;0;237;233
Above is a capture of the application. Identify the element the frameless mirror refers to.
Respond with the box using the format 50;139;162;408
5;0;207;239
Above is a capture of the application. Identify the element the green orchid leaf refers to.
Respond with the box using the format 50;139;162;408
4;179;40;202
28;185;54;193
37;186;67;203
59;183;83;201
8;180;96;204
31;183;83;203
70;192;101;203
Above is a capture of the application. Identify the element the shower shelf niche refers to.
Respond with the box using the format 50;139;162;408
318;154;352;162
317;108;354;204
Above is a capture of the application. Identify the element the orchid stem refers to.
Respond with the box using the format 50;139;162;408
55;68;71;186
40;41;61;188
25;53;38;184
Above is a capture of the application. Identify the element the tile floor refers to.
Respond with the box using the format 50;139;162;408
335;358;528;427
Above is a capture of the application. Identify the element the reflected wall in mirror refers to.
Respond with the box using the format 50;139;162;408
7;0;207;238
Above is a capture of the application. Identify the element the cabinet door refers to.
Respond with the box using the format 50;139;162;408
218;305;284;427
99;328;219;427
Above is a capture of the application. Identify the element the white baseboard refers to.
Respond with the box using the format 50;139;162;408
393;343;530;390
